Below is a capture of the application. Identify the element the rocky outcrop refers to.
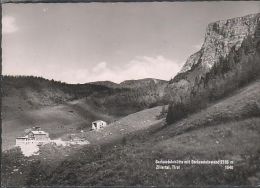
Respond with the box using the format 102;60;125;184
166;13;260;124
178;13;260;77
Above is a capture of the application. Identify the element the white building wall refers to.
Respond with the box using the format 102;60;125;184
92;121;107;130
16;137;50;147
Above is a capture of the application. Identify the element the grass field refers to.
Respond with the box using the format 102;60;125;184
2;80;260;186
2;99;117;150
36;79;260;186
61;105;166;145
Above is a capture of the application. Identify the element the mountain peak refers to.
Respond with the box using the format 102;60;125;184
119;78;167;88
88;81;119;88
179;13;260;75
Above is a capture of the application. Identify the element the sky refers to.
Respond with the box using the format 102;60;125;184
2;2;260;84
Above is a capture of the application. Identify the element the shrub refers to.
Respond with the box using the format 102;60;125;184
166;102;190;124
156;105;168;120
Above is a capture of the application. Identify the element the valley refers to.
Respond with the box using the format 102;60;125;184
1;12;260;187
2;79;260;186
2;76;167;150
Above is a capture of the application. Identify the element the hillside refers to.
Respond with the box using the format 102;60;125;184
2;78;259;187
2;13;260;187
2;76;112;119
47;79;259;186
61;105;166;145
1;104;167;186
2;76;168;118
89;78;167;89
166;13;260;124
119;78;167;89
2;98;117;150
2;76;168;150
88;81;119;88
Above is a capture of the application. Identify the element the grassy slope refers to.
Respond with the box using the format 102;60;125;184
1;105;166;187
2;99;117;150
2;80;259;186
61;105;165;145
40;79;260;186
2;76;168;150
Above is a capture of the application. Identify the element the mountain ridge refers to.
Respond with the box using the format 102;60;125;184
88;78;167;89
178;13;260;76
2;75;168;150
166;13;260;124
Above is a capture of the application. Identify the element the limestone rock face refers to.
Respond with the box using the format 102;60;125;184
166;13;260;124
165;13;260;103
179;13;260;76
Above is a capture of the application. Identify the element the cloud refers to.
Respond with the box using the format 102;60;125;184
61;55;180;84
92;62;107;73
2;16;18;34
122;55;180;82
3;55;181;84
54;68;91;84
4;55;181;84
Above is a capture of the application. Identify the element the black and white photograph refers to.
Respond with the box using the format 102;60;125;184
1;1;260;187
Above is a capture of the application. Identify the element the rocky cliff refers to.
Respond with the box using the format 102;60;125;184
166;13;260;124
178;13;260;78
